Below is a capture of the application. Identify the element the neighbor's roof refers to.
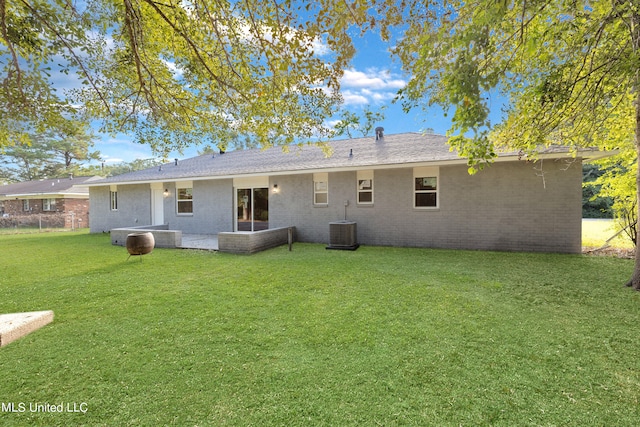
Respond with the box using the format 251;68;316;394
88;132;609;186
0;176;102;199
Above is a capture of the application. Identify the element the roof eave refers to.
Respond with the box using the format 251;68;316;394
0;192;88;199
83;156;508;187
581;149;620;162
85;148;616;188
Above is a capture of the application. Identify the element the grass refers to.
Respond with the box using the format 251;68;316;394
0;231;639;426
582;219;634;249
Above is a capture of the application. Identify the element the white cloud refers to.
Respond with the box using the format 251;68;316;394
341;91;371;106
341;68;406;90
371;91;396;102
162;59;185;80
339;68;406;106
324;119;341;128
102;157;124;164
311;38;331;56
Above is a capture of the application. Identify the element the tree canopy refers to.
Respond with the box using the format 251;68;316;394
4;1;637;159
332;106;386;138
388;0;638;168
383;0;640;287
1;0;370;155
0;119;99;181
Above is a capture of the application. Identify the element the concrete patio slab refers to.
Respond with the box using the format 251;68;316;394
0;310;54;347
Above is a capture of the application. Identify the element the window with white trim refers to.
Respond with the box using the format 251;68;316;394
23;199;30;211
110;191;118;211
176;185;193;214
42;198;56;211
357;170;374;204
414;166;439;208
313;173;328;205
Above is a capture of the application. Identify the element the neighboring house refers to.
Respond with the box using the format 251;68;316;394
87;132;612;253
0;176;101;229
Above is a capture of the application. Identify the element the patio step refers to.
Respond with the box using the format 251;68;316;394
0;310;54;347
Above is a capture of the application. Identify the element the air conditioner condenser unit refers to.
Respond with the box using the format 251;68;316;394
326;221;359;250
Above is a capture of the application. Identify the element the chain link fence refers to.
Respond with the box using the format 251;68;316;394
0;213;84;233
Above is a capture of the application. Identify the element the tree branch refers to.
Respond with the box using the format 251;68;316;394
141;0;248;102
17;0;112;114
0;0;26;105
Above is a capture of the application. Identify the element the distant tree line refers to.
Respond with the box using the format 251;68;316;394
583;164;613;219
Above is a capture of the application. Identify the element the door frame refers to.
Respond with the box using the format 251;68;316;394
150;184;165;225
234;187;269;232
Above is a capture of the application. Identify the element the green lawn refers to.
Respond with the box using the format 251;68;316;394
582;218;634;249
1;232;639;426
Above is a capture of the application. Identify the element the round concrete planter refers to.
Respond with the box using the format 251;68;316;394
126;232;155;256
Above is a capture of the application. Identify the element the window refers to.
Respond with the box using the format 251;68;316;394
110;191;118;211
177;187;193;214
357;170;374;204
414;167;439;208
42;198;56;211
23;199;30;211
313;173;328;205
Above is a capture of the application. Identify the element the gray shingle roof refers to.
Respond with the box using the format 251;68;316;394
88;132;600;186
0;176;100;198
91;133;458;185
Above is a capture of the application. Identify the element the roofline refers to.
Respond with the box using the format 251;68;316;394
86;149;612;188
84;159;464;187
0;176;101;197
582;149;620;162
0;192;89;199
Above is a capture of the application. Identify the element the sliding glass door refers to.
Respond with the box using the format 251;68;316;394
236;188;269;231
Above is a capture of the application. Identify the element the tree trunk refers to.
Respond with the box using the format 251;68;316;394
628;105;640;290
629;135;640;289
631;114;640;289
627;83;640;289
628;9;640;289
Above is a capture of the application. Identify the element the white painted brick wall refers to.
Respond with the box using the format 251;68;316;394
91;158;582;253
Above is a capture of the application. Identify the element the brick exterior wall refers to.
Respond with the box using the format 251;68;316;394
218;227;294;254
90;180;234;234
90;158;582;253
110;225;183;248
1;197;89;229
269;159;582;253
60;198;90;228
89;184;153;232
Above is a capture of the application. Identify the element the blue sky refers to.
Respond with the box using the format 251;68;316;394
85;30;458;165
54;19;506;166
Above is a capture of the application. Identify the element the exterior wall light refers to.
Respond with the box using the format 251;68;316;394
163;189;169;197
272;184;279;194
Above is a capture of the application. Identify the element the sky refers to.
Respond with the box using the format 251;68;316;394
38;15;507;168
81;29;460;166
